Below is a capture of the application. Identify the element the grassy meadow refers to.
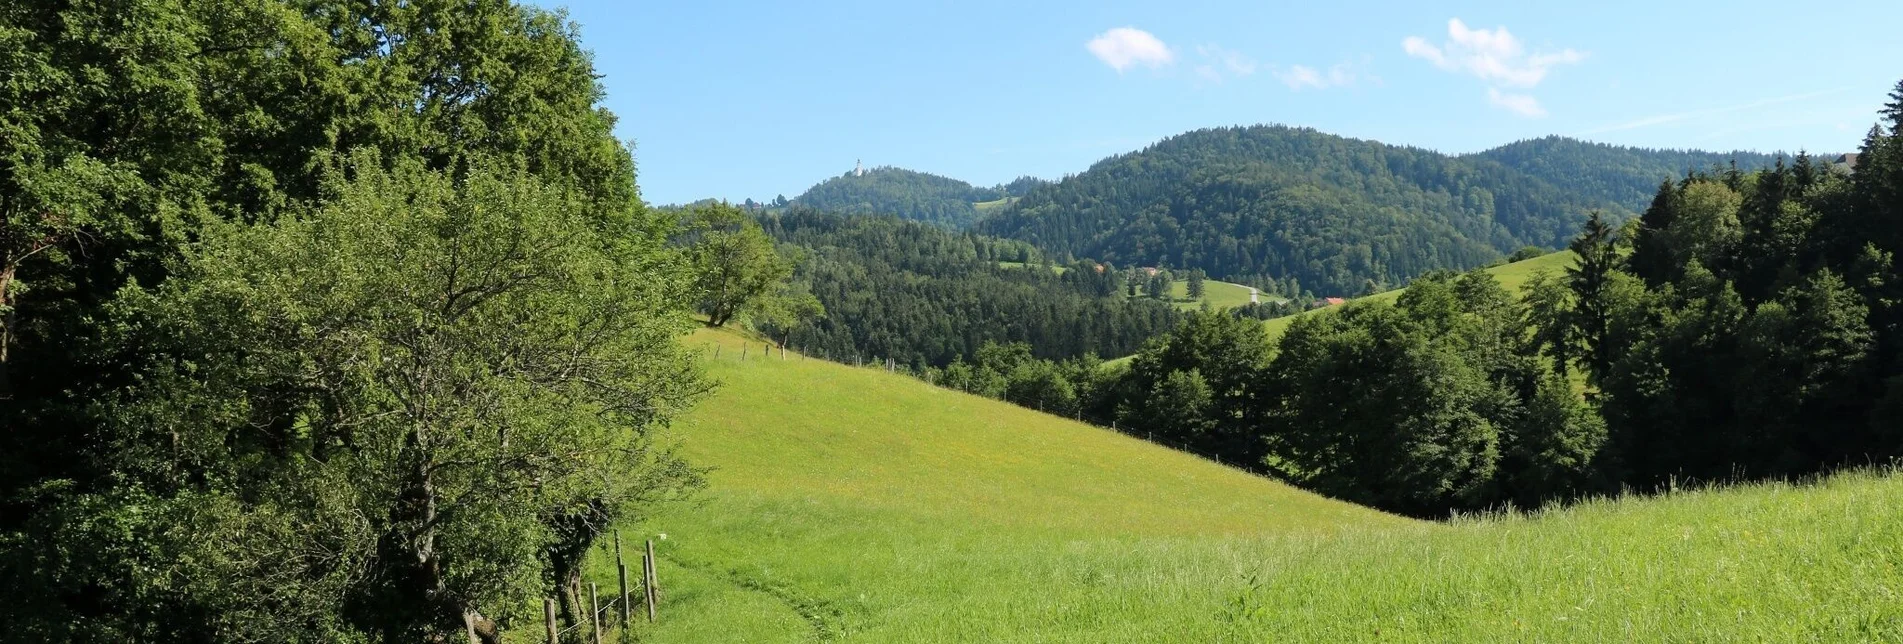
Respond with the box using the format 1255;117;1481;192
973;197;1019;213
1165;278;1257;311
1258;250;1578;343
578;324;1903;643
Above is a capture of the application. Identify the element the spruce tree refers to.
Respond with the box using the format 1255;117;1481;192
1567;211;1623;383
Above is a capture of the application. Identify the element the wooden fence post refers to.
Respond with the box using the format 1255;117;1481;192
741;345;747;361
544;597;558;644
589;582;603;644
642;551;654;623
616;531;630;624
646;539;659;623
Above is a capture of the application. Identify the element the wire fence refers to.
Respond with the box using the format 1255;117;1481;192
544;535;659;644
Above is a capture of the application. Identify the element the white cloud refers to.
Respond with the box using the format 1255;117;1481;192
1487;88;1547;118
1273;61;1363;91
1087;27;1175;73
1404;19;1583;88
1404;18;1581;117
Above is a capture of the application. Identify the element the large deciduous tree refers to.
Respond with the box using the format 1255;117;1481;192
686;203;796;328
1;1;696;640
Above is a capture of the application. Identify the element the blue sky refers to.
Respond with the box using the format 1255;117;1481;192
535;0;1903;205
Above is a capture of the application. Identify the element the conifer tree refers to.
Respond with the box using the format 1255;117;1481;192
1567;211;1623;383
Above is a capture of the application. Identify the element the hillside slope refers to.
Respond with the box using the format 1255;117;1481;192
595;325;1903;642
794;168;1044;229
1474;136;1787;212
1260;249;1577;343
974;126;1610;295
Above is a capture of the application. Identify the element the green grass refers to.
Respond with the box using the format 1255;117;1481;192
582;324;1903;642
1158;278;1257;311
996;261;1067;274
1258;250;1577;344
1105;251;1579;368
973;197;1018;213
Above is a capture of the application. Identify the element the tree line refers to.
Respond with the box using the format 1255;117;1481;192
1076;85;1903;516
975;125;1614;295
791;166;1047;229
1476;135;1786;213
751;208;1183;367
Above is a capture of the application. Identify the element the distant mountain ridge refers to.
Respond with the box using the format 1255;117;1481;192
973;126;1610;295
778;131;1793;296
791;166;1045;229
1470;136;1787;212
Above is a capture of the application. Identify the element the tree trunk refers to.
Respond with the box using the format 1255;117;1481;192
463;609;501;644
0;263;14;397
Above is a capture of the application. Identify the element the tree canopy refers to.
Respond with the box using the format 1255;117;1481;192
0;2;700;640
975;126;1616;295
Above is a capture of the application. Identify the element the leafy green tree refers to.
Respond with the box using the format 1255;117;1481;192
1119;310;1271;460
1733;270;1876;473
1118;369;1215;443
1262;301;1506;516
1664;181;1744;274
81;158;703;641
1187;270;1207;299
687;203;795;327
1508;246;1548;262
1521;270;1576;376
1498;372;1608;508
1;1;685;638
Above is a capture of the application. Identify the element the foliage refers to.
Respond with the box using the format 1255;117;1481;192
755;209;1180;367
791;166;1046;229
636;326;1903;642
683;203;802;328
0;1;699;640
976;126;1616;295
1475;135;1784;212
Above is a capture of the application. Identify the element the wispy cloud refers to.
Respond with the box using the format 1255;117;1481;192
1272;60;1366;91
1087;27;1175;73
1403;19;1584;87
1488;88;1546;117
1192;45;1258;84
1576;88;1851;136
1404;18;1581;117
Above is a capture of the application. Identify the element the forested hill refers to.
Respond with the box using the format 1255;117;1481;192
793;166;1045;229
757;209;1179;368
1474;136;1786;212
972;125;1610;296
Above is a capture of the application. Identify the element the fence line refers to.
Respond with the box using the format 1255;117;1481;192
546;535;661;642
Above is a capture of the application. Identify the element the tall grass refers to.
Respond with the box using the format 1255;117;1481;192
578;326;1903;642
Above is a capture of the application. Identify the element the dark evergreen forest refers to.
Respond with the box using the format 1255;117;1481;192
792;166;1045;229
756;209;1181;368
